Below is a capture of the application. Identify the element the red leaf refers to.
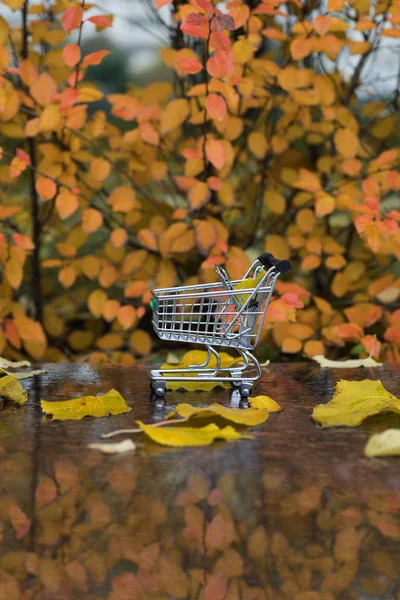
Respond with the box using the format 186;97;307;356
181;21;209;39
177;57;203;74
280;293;304;309
207;176;223;190
186;12;208;26
216;14;235;30
16;148;31;165
12;233;35;250
87;15;113;28
210;32;232;53
196;0;215;12
207;53;234;77
63;44;81;68
205;138;226;169
205;93;227;121
81;50;111;67
61;6;84;32
9;504;31;540
59;87;79;108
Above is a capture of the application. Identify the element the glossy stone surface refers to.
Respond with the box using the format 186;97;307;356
0;363;399;599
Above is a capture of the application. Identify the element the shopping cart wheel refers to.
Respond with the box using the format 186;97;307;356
239;383;252;397
153;380;166;397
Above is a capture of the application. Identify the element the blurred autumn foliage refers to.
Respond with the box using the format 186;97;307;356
0;0;400;363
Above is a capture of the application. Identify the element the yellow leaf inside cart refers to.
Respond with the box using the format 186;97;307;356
249;395;282;412
312;379;400;428
0;373;27;405
136;421;252;447
41;389;131;421
166;403;269;426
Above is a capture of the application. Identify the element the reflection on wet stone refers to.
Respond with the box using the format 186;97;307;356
0;363;399;599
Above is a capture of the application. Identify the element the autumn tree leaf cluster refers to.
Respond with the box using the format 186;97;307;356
0;0;399;363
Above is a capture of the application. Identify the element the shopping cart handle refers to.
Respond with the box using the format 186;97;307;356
257;252;291;274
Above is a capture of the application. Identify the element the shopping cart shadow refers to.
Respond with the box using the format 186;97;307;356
149;388;250;422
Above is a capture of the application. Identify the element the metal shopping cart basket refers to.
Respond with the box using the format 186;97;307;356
149;252;291;397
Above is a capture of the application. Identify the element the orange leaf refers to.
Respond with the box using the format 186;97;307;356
88;290;108;318
36;476;57;507
344;304;383;328
88;15;113;29
313;15;331;35
327;0;344;10
177;57;203;74
36;177;57;200
117;305;137;330
194;219;217;254
110;228;128;248
14;315;46;345
334;128;360;159
55;189;79;220
281;337;302;353
381;28;400;37
103;300;120;322
108;186;139;213
188;181;210;211
205;94;227;121
207;176;223;191
61;6;84;32
294;169;321;192
90;157;111;181
248;131;268;159
0;205;21;219
12;233;34;250
301;254;321;271
30;72;58;106
9;504;31;540
5;258;22;289
139;122;159;146
82;208;103;233
63;44;81;68
290;37;313;60
138;229;158;252
315;192;335;216
155;0;173;7
205;139;226;170
325;254;346;270
125;280;148;298
58;266;76;288
334;323;363;341
304;340;324;358
81;50;111;68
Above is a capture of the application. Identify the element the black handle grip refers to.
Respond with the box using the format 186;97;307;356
257;252;291;274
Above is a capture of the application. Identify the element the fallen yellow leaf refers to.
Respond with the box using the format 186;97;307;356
88;439;136;454
41;389;131;421
166;403;269;426
249;395;282;412
312;379;400;427
0;374;27;405
364;429;400;457
136;421;252;447
312;355;382;368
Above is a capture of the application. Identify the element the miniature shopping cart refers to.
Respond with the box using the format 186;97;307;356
150;252;291;398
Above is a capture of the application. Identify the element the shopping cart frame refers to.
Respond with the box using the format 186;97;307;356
150;252;291;397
